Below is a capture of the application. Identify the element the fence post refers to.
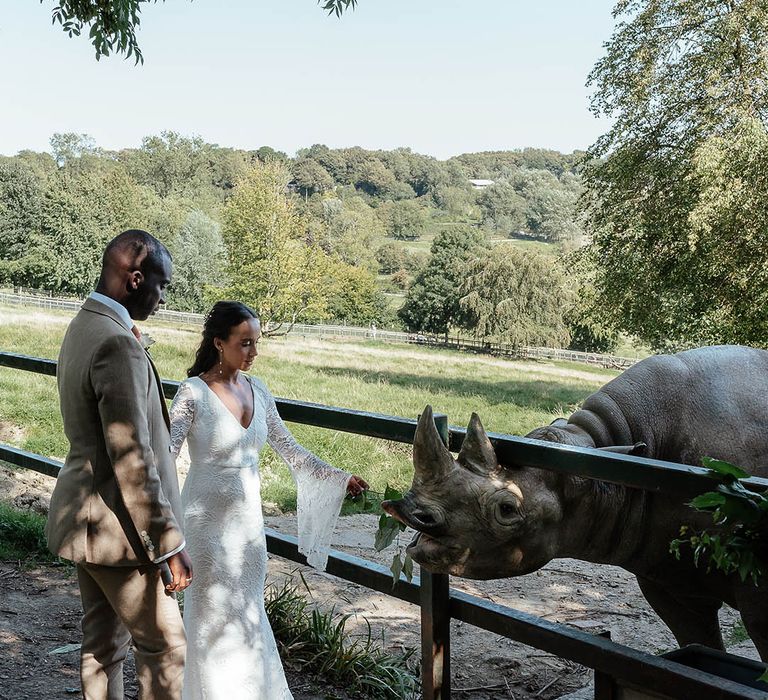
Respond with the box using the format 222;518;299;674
421;412;451;699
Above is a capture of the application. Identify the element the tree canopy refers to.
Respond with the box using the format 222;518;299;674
582;0;768;349
459;244;572;347
0;131;583;338
45;0;358;62
398;226;486;337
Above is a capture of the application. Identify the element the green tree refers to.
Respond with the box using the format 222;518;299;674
381;199;427;240
320;196;382;269
253;146;289;164
292;159;335;197
325;261;388;325
476;182;527;235
375;241;408;274
583;0;768;349
458;244;572;346
222;162;329;333
0;160;43;263
125;132;213;200
432;184;476;220
49;132;97;167
398;226;485;337
167;210;226;312
45;0;358;62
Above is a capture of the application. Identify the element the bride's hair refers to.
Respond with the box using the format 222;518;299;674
187;301;259;377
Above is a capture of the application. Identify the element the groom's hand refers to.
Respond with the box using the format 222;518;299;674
346;475;369;497
166;549;193;593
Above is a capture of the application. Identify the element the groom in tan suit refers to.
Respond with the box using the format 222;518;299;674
46;230;193;700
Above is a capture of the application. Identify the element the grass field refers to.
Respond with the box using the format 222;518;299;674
0;304;618;511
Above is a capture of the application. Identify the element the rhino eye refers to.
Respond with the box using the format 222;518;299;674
495;501;520;526
499;503;516;517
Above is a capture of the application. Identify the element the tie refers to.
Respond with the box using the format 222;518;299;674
131;325;142;342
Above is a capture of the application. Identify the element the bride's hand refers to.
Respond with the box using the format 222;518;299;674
346;475;369;497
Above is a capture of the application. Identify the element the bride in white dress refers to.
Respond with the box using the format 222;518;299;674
168;301;368;700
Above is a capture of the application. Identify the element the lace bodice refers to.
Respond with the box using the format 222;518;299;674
169;374;350;570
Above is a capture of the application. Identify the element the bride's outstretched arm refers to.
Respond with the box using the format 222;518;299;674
169;381;196;458
261;383;351;570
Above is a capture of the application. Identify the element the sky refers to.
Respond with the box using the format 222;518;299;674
0;1;618;160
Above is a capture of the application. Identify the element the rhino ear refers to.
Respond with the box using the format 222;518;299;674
597;442;647;456
413;405;454;481
457;412;498;476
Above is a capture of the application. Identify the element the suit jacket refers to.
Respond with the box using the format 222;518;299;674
46;297;184;566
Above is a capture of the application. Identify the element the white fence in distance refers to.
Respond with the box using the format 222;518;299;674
0;291;638;370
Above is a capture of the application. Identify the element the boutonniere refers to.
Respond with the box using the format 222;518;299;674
139;332;156;351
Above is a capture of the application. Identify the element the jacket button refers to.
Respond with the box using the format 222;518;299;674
141;530;148;537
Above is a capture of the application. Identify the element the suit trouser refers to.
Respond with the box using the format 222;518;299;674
76;563;186;700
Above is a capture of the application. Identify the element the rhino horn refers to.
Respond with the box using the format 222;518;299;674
597;442;647;456
457;412;498;476
413;405;454;481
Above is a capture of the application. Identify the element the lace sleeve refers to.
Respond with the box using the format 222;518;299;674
169;381;196;458
257;379;350;570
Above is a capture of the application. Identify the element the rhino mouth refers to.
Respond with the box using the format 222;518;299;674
381;498;446;537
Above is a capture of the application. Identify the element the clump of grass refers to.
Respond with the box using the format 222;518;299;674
727;618;752;645
265;578;418;699
0;502;55;561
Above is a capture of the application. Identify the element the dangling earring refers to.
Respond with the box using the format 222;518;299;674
218;348;223;376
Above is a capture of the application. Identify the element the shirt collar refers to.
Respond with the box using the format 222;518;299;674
89;292;134;331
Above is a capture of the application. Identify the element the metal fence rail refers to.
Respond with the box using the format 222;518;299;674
0;290;638;369
1;351;766;699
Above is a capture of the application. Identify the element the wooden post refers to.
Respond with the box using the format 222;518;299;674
421;412;451;699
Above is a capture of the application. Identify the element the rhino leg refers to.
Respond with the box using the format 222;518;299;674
636;576;725;651
733;583;768;661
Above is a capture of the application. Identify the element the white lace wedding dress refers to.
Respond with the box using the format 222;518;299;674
169;374;351;700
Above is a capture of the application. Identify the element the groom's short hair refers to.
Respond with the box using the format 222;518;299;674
103;229;171;273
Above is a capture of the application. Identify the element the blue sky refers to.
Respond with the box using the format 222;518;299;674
0;1;618;159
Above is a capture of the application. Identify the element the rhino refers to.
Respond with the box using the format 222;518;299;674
383;345;768;660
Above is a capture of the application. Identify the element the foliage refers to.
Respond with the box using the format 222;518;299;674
166;210;226;312
582;0;768;350
380;200;427;241
222;162;329;333
671;458;768;587
319;196;383;270
431;184;476;220
476;169;583;243
0;160;43;263
398;226;485;336
0;502;56;562
458;244;572;346
564;259;619;353
292;159;335;197
265;576;418;698
45;0;358;63
451;149;584;179
372;486;414;586
375;241;408;275
390;269;409;291
476;182;526;235
325;260;388;325
0;131;589;350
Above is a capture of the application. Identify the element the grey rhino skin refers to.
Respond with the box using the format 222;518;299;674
383;345;768;659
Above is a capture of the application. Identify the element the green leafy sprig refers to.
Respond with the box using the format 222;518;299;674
671;457;768;586
373;486;414;586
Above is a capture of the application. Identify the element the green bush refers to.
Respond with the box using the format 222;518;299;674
0;503;54;561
